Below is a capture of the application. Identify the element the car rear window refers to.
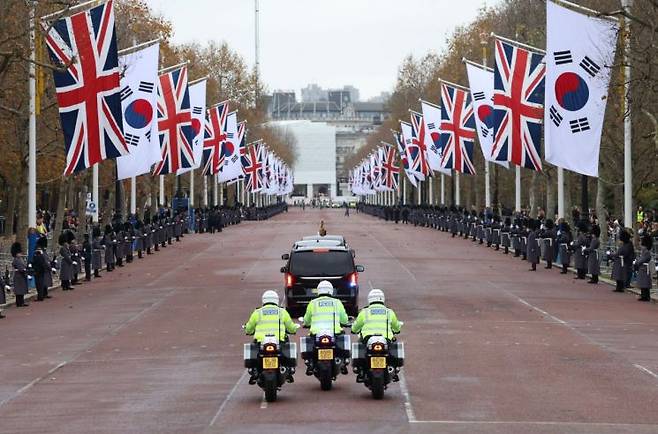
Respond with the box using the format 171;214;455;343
289;250;353;276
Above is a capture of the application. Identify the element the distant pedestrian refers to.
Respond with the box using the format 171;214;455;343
344;202;350;217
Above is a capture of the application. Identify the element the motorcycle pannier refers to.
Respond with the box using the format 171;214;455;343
336;334;351;358
299;336;314;360
243;342;259;368
389;341;405;367
281;342;297;367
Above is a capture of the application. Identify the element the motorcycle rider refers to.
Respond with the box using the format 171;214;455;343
244;290;299;384
351;289;403;382
302;280;350;374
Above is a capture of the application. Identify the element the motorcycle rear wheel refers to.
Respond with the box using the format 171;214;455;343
370;374;385;400
264;379;278;402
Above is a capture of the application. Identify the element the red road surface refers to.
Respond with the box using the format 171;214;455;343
0;208;656;434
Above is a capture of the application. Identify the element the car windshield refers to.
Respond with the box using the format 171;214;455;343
289;250;353;276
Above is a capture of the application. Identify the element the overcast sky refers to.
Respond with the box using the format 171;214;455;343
144;0;495;100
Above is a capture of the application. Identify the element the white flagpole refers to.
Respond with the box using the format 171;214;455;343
28;2;37;227
515;166;521;212
557;167;564;219
92;165;99;223
402;176;407;205
203;175;208;207
213;174;218;206
441;174;445;204
130;176;136;215
622;0;633;228
481;43;492;210
189;171;194;207
455;172;461;206
417;180;422;205
159;175;165;206
429;177;434;205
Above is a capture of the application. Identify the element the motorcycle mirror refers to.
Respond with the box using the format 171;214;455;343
281;253;290;261
355;265;365;273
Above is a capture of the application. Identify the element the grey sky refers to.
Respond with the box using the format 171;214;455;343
144;0;495;100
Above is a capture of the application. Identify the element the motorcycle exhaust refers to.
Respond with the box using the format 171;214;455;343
387;366;395;374
279;367;287;374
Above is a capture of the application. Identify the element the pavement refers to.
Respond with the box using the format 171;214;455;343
0;208;656;434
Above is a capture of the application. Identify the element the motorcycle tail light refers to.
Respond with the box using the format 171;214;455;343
320;336;331;345
264;343;277;353
372;343;384;352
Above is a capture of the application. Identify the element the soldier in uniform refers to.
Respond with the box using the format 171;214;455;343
585;225;600;284
82;233;92;281
573;222;589;280
635;235;654;301
58;233;74;290
68;232;81;285
103;225;116;272
32;237;50;301
11;242;29;307
135;219;145;259
557;221;573;274
527;219;540;271
541;219;557;269
501;217;512;254
611;229;635;292
92;226;103;277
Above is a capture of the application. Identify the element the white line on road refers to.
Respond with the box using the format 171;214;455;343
209;370;247;427
634;364;658;380
398;372;417;423
515;297;567;325
410;420;658;427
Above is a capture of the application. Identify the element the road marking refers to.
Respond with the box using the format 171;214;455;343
515;297;567;325
209;370;247;427
634;364;658;380
366;229;417;281
410;420;658;427
398;372;417;423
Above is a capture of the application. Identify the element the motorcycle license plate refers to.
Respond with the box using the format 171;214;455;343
318;349;334;360
262;357;278;369
370;357;387;369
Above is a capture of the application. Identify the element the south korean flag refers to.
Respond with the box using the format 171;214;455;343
544;1;619;177
116;43;161;180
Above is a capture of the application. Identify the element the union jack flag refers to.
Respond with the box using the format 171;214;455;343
409;112;430;177
43;0;128;176
380;144;400;191
491;39;545;171
153;66;195;175
202;101;229;175
241;142;263;193
439;83;477;175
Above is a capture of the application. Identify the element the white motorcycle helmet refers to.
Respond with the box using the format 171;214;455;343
368;289;385;305
317;280;334;296
261;290;280;306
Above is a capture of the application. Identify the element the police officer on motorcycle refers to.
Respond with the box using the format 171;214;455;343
244;290;299;383
351;289;403;382
302;280;350;374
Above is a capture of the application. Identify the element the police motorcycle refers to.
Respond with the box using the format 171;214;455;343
351;290;405;400
242;291;297;403
300;322;352;391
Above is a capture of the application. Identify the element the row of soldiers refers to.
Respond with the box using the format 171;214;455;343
1;210;192;317
193;206;243;234
358;204;656;302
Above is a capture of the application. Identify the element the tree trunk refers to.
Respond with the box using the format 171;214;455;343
529;172;538;218
6;184;17;239
595;177;607;244
546;172;555;220
51;177;69;257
